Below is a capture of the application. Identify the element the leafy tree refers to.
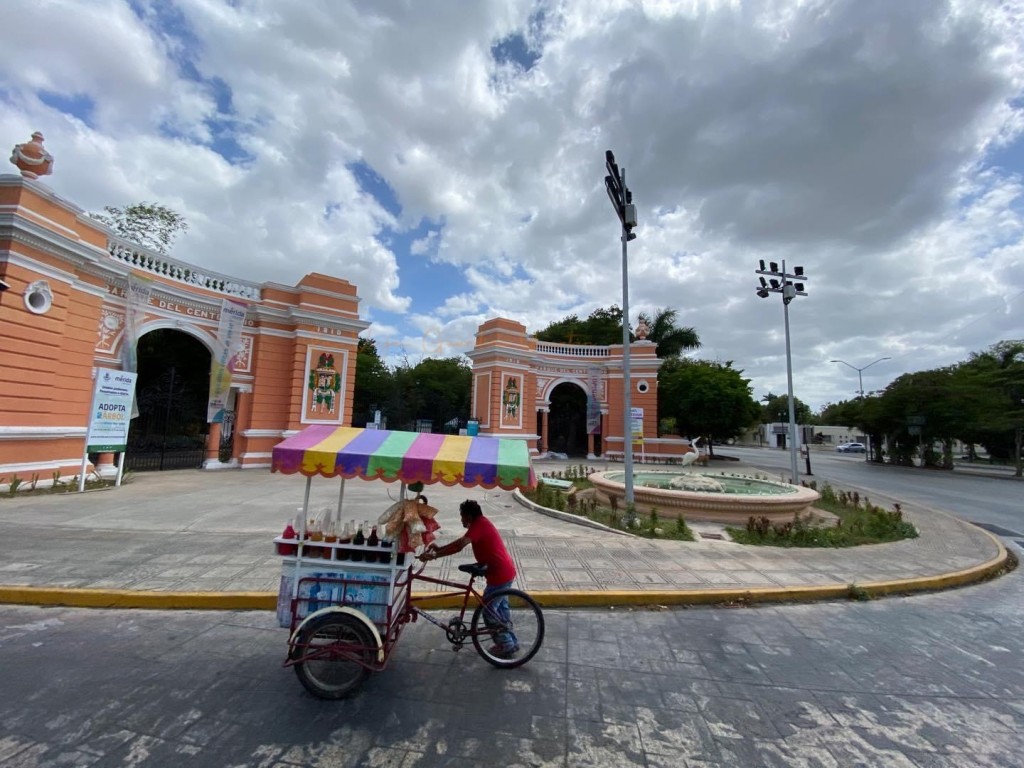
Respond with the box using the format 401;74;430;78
955;341;1024;476
91;202;189;255
873;368;965;468
760;393;813;425
409;357;472;431
637;308;701;358
658;359;761;453
536;306;626;346
351;338;393;427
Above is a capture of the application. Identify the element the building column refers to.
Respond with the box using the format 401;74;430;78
232;388;253;462
541;410;550;456
204;422;222;468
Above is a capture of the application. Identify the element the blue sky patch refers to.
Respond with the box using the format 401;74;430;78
38;91;96;129
350;160;402;218
491;32;541;72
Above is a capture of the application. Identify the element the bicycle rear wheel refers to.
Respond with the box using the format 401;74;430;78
291;613;374;699
470;588;544;669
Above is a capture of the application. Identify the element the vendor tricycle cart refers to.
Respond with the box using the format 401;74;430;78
271;426;543;699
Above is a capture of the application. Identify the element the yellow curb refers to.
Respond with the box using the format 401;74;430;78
0;528;1007;611
0;536;1007;612
0;587;275;611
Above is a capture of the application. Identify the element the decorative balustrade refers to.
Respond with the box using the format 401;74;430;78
107;238;263;301
535;342;611;357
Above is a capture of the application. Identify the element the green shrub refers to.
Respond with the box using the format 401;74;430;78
728;491;917;548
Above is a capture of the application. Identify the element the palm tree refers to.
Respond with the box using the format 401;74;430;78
638;308;701;359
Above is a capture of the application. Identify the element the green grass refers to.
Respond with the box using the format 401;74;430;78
1;471;127;498
725;483;917;547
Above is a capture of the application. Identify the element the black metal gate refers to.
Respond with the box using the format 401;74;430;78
126;366;208;471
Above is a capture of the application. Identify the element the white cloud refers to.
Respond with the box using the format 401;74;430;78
1;0;1022;410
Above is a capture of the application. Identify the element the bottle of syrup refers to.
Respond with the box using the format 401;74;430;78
337;521;352;561
351;521;365;562
278;520;297;555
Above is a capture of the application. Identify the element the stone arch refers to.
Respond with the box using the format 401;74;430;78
540;375;594;404
127;326;215;471
547;380;589;456
132;318;217;355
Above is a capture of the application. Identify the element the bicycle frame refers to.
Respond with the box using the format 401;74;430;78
405;566;492;646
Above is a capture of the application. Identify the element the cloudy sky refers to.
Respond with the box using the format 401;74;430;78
2;0;1022;410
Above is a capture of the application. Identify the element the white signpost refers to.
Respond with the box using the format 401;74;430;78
80;368;138;492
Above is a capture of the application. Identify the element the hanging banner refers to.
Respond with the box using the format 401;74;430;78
119;274;153;373
207;299;248;422
85;368;138;452
586;366;602;434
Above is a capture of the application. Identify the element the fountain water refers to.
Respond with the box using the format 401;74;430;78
589;469;821;524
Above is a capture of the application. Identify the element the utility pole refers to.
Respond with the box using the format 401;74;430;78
604;150;638;505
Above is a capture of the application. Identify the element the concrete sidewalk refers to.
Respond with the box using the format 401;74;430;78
0;458;1007;610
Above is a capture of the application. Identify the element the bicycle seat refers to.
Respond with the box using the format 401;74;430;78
458;563;488;577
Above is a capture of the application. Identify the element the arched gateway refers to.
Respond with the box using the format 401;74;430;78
466;318;691;461
0;155;367;484
1;135;691;485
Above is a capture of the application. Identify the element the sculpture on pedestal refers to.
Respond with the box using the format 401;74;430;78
10;132;54;179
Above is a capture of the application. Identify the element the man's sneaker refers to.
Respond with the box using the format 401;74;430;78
488;644;519;659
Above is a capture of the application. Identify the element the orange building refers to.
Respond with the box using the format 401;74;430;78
1;152;367;489
467;318;691;461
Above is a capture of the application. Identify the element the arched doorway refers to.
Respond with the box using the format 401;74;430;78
547;382;588;456
126;329;212;471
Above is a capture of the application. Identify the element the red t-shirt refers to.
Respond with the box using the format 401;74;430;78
465;515;516;586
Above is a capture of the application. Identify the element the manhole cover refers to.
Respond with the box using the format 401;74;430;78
971;522;1024;538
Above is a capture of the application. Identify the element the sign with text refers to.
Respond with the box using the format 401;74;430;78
630;406;644;444
85;368;138;452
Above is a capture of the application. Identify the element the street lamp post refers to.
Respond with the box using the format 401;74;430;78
829;357;891;461
755;260;808;484
605;150;638;507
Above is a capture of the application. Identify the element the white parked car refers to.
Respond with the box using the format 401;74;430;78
836;442;866;453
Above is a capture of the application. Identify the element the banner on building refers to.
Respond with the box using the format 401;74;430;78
120;274;153;374
207;299;249;422
586;366;602;434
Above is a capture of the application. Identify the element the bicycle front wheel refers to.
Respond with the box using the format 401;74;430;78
470;588;544;669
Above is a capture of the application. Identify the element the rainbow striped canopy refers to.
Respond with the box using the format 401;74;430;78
271;426;536;490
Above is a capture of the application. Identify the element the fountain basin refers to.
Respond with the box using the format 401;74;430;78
589;470;821;524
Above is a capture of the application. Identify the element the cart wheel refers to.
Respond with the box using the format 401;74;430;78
292;613;375;699
470;588;545;669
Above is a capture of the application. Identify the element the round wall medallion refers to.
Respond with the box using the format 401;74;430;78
636;380;650;394
24;280;53;315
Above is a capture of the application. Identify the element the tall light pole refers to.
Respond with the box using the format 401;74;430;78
829;357;891;399
755;260;808;484
829;357;891;461
605;150;638;506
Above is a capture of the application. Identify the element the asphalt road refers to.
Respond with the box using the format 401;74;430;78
2;557;1023;767
719;447;1024;537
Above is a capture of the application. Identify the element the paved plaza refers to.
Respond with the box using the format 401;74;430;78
0;457;1007;609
